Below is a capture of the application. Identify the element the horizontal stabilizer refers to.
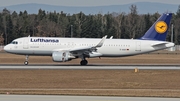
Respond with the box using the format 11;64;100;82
151;42;168;47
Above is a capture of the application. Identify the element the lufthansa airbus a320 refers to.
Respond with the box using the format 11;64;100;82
4;13;174;65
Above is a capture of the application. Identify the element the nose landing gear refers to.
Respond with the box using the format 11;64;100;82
24;55;29;65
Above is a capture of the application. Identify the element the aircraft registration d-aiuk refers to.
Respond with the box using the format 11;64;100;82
4;13;174;65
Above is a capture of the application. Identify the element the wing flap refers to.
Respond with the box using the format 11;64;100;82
69;46;92;52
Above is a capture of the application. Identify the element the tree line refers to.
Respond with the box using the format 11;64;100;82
1;5;180;45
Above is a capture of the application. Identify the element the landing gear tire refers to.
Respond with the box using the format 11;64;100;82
24;61;28;65
80;60;88;65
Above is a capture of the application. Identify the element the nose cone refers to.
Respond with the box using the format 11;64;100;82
4;45;9;52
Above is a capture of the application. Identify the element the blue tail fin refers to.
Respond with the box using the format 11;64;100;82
140;13;172;41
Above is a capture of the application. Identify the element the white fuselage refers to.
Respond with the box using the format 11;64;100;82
4;37;174;57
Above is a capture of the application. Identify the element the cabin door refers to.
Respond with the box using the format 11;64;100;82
136;42;141;51
23;38;29;49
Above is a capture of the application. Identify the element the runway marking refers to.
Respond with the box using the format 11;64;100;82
0;95;180;101
0;88;180;91
0;65;180;70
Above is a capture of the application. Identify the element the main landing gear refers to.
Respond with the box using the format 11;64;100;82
24;55;29;65
80;55;88;65
80;59;88;65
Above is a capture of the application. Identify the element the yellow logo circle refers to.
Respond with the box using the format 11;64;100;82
155;21;168;34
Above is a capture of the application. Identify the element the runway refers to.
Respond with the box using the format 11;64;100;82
0;95;179;101
0;64;180;70
0;64;180;99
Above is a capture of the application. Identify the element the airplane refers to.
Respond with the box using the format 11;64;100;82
4;13;174;65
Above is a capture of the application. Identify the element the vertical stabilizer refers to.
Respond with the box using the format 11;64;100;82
140;13;172;41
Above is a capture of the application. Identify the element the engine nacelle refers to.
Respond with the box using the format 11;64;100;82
52;51;71;62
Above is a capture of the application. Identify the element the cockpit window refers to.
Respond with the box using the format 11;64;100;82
11;41;18;44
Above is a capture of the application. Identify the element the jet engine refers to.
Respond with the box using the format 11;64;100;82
52;51;71;62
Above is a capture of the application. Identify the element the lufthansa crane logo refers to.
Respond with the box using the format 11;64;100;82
155;21;168;34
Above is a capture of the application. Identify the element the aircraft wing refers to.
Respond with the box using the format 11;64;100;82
70;35;107;52
67;35;107;57
52;35;107;57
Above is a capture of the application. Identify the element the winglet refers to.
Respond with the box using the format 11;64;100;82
95;35;107;47
110;36;113;39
